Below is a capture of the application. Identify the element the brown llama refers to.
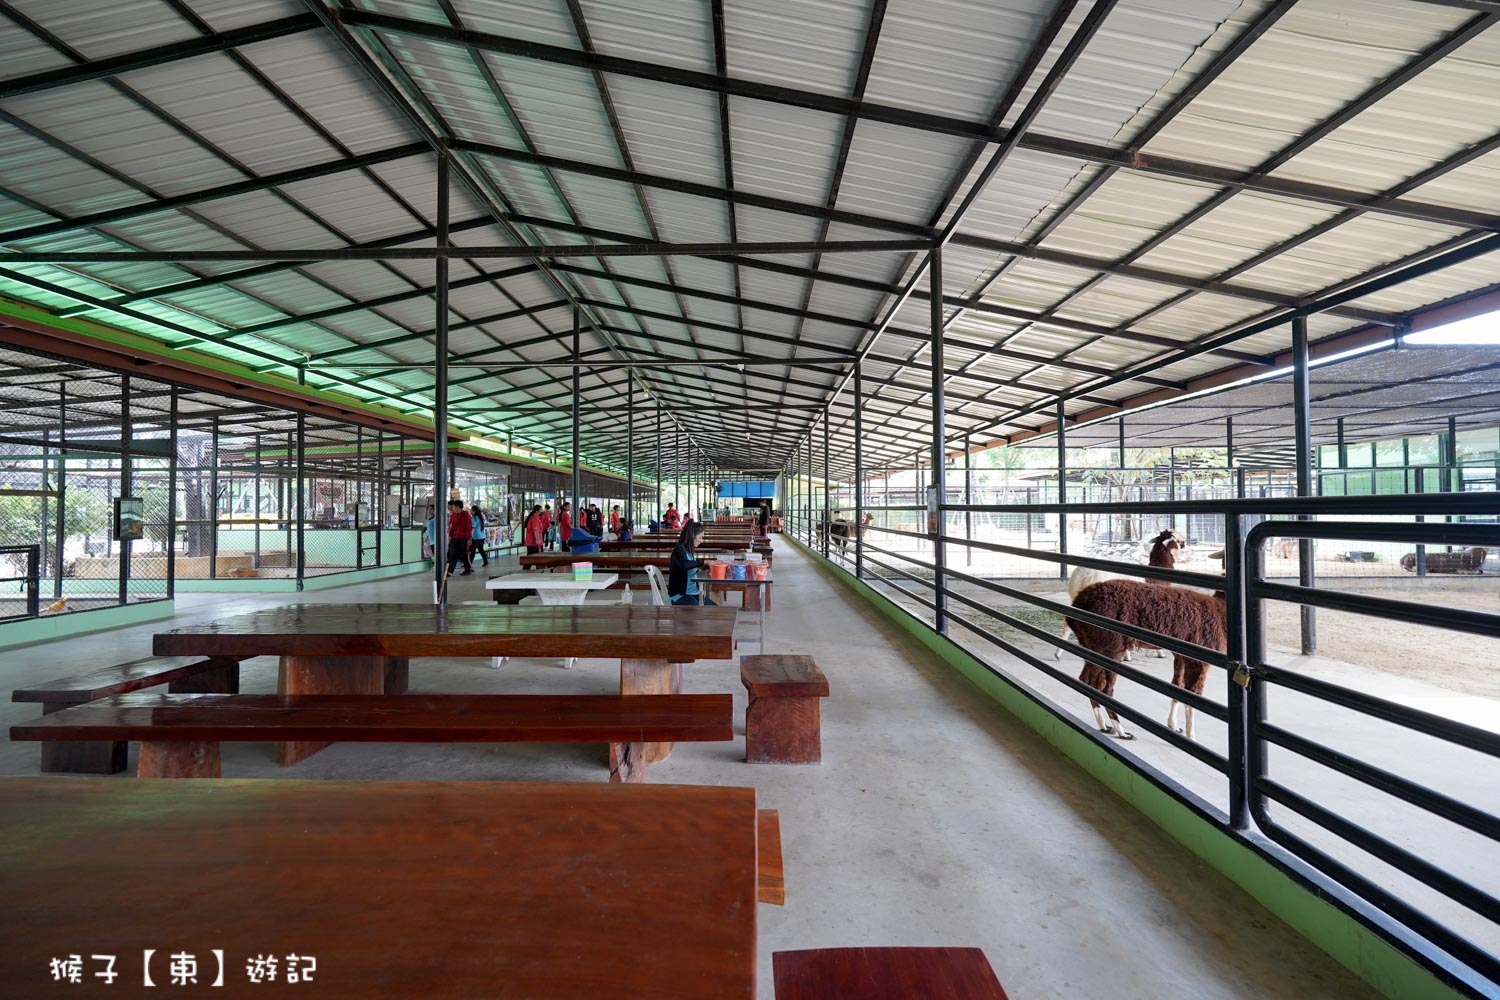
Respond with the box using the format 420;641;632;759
1066;579;1227;741
1056;528;1185;662
830;512;875;549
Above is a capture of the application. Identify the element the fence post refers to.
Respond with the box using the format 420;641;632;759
1224;512;1250;831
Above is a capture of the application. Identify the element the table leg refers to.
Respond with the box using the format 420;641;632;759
384;656;410;695
620;657;681;764
276;654;386;766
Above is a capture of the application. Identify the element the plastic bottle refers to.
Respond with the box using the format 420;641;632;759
622;584;633;605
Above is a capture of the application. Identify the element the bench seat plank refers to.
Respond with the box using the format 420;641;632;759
773;948;1008;1000
12;693;733;745
741;655;829;698
758;809;785;905
12;655;243;705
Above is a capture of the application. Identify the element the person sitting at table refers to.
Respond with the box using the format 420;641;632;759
619;519;634;542
663;503;681;532
567;522;602;555
522;504;546;557
647;517;660;533
668;521;716;606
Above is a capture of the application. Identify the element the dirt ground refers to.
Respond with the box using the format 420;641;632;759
991;572;1500;702
1260;584;1500;701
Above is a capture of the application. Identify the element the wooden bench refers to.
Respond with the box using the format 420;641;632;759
758;809;785;905
773;948;1008;999
11;655;243;774
11;692;733;783
740;655;829;764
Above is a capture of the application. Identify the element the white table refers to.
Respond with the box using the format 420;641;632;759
486;570;621;605
484;571;621;669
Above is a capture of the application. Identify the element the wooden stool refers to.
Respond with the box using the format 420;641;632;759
740;654;828;764
773;947;1008;999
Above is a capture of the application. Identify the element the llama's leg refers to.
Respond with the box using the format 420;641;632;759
1184;706;1196;741
1099;668;1134;740
1091;703;1109;733
1166;698;1180;733
1055;627;1071;660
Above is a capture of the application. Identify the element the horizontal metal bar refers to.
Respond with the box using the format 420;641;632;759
0;240;929;263
1245;519;1498;548
1251;578;1499;639
942;531;1227;590
937;597;1230;770
941;564;1227;718
941;492;1500;516
1253;815;1500;987
1257;722;1500;841
1254;664;1500;758
1255;778;1500;926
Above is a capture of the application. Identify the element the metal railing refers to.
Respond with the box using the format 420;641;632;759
788;492;1500;993
0;544;41;621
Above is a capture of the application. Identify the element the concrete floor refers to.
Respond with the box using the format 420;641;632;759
0;544;1384;999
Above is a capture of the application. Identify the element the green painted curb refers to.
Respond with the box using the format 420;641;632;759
784;534;1472;1000
0;600;175;650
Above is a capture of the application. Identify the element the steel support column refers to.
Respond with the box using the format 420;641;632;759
433;147;450;606
964;433;973;568
930;248;948;633
1292;317;1316;654
822;414;830;558
854;360;863;580
119;376;132;608
1056;399;1067;582
626;377;634;527
295;410;306;591
166;386;177;598
571;305;582;515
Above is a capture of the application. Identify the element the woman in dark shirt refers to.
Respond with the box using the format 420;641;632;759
668;521;716;605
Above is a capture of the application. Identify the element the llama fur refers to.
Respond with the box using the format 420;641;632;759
1067;579;1226;741
1054;529;1185;661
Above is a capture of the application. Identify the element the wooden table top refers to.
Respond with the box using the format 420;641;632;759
521;553;671;568
0;778;758;998
154;603;739;660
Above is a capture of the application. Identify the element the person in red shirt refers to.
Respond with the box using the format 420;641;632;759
446;499;473;576
522;504;546;556
558;501;574;552
609;504;622;535
663;503;681;531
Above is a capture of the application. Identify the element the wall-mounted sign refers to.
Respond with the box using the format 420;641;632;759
114;497;144;542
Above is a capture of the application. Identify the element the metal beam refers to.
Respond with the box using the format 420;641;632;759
0;239;930;263
330;9;1500;233
0;143;430;244
0;13;322;100
452;138;931;239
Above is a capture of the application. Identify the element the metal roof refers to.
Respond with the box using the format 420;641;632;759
1012;342;1500;454
0;0;1497;482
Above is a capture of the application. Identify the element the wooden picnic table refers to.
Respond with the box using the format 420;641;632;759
0;777;758;998
600;541;773;562
155;604;737;766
